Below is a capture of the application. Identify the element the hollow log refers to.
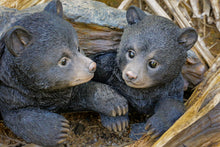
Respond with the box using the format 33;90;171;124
0;0;214;146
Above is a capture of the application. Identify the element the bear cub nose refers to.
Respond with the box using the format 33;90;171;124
126;71;137;80
89;62;97;73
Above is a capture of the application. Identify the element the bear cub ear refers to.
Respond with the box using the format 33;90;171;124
126;6;147;25
4;26;32;57
44;0;63;18
178;28;198;50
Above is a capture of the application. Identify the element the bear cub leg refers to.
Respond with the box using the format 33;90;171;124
1;108;69;146
74;81;128;117
145;99;185;139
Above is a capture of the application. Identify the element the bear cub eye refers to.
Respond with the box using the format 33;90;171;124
127;50;135;59
58;57;70;67
148;60;158;68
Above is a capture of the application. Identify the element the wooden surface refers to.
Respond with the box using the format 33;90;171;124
118;0;133;10
71;22;123;55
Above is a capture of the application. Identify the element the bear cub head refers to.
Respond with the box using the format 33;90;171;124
117;6;198;88
0;0;96;91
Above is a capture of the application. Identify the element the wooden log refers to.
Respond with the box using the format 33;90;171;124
185;56;220;108
143;0;171;19
0;1;213;146
71;22;123;55
210;0;220;32
190;0;202;18
163;0;215;67
118;0;133;10
132;56;220;146
0;0;50;10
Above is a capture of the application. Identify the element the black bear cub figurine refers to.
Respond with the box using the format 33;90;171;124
0;0;128;146
93;6;198;139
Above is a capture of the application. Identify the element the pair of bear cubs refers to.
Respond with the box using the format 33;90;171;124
0;0;198;146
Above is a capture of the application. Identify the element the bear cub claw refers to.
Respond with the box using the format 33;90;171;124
106;119;129;132
144;115;168;140
145;123;161;139
100;114;129;132
110;105;128;117
57;119;70;144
